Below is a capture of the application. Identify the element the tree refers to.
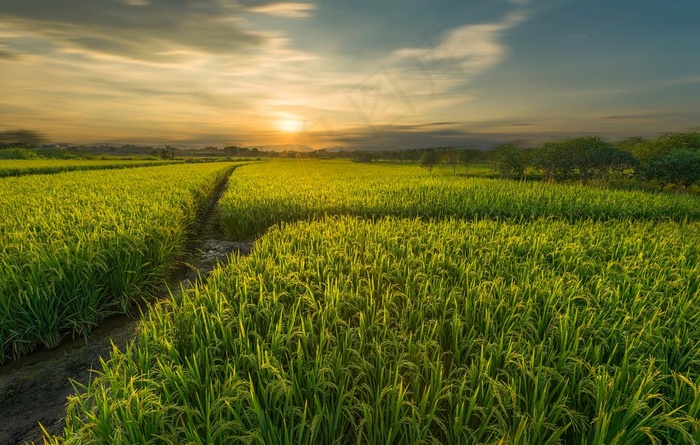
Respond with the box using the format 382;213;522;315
153;145;177;160
352;152;378;163
629;133;700;189
653;132;700;151
562;136;606;181
638;149;700;189
441;150;460;174
458;149;483;176
587;145;638;181
532;136;636;183
629;132;700;165
615;137;647;155
532;142;573;181
488;144;526;179
419;149;440;173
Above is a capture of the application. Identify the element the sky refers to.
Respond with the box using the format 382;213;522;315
1;0;699;149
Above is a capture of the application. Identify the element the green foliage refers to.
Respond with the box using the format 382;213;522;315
0;148;39;160
638;149;700;189
153;145;178;160
533;142;572;181
38;160;700;444
441;149;460;174
623;133;700;189
568;136;636;181
419;149;440;173
614;136;648;155
0;163;238;361
534;137;637;182
219;160;700;239
49;217;700;444
0;159;182;177
458;148;483;175
487;143;527;179
351;152;379;163
653;132;700;152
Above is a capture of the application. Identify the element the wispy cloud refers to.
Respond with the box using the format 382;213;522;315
0;44;19;59
391;10;529;81
0;0;276;62
250;2;315;18
2;0;695;147
563;76;700;97
598;113;664;121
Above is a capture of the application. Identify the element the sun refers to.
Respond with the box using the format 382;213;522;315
276;117;304;133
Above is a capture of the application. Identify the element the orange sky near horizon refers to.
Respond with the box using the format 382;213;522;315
1;0;699;149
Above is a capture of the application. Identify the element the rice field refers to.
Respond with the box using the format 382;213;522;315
49;217;700;444
219;160;700;239
18;158;700;444
0;162;238;362
0;159;181;177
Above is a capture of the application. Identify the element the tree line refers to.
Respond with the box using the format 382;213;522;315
2;128;698;189
414;133;700;190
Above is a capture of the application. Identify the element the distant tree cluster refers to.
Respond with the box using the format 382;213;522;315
482;133;700;190
364;132;700;191
628;133;700;189
152;145;177;160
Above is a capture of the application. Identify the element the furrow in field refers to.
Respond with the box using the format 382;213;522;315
0;162;239;362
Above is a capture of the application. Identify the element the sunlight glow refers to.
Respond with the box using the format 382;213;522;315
277;118;304;133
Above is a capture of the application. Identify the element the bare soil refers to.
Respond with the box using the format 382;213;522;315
0;173;252;445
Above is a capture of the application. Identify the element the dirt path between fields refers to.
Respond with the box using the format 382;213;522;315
0;173;252;445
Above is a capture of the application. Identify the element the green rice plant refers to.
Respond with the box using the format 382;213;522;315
0;162;242;362
49;217;700;444
218;160;700;239
0;159;182;177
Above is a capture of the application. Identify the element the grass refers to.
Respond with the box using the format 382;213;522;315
0;162;241;362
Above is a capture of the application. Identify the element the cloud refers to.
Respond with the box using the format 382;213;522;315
0;0;293;62
318;125;498;150
408;121;464;128
250;2;315;18
391;9;529;81
563;76;700;97
0;47;19;59
598;114;662;120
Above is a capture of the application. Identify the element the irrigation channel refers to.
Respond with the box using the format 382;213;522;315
0;173;253;445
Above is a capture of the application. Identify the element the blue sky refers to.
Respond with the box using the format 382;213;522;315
0;0;698;148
